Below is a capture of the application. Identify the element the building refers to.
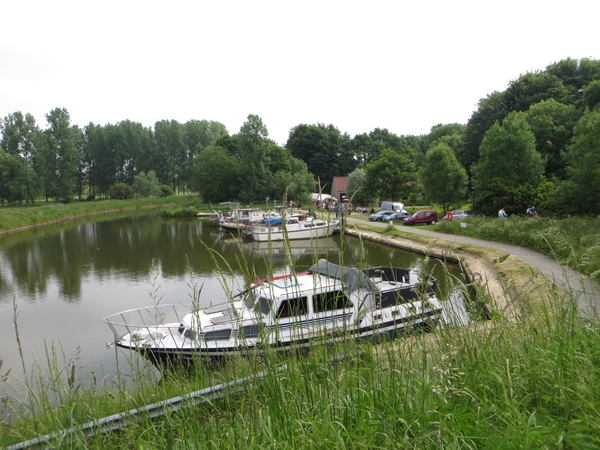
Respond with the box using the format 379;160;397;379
331;176;349;203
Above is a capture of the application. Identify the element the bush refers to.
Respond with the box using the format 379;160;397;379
109;183;134;200
160;184;174;197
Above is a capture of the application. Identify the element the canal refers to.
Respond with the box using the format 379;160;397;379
0;210;468;419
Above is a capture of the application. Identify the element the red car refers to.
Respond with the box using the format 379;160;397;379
402;210;438;226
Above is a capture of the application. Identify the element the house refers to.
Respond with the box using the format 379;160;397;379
331;176;349;203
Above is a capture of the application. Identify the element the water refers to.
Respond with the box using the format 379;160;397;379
0;210;468;419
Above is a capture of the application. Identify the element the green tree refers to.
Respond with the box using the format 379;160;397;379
0;111;42;202
182;120;228;192
346;167;373;206
133;170;162;197
191;145;240;202
526;99;578;179
420;143;468;211
363;148;417;202
0;150;35;205
463;91;508;176
562;109;600;215
153;120;185;191
38;108;83;202
237;114;272;202
582;79;600;111
286;123;356;189
472;112;544;216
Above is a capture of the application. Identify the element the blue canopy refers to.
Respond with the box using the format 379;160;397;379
262;217;283;226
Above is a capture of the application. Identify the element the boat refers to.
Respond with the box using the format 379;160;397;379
104;259;442;367
247;215;339;241
217;206;281;233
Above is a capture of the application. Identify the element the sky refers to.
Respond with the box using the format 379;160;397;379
1;0;598;146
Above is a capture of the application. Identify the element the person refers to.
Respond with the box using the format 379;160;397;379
498;208;507;219
526;205;538;218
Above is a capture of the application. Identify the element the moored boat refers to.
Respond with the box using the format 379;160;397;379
217;206;281;233
104;259;442;367
248;216;339;241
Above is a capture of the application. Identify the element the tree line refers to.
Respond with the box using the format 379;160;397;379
2;57;599;216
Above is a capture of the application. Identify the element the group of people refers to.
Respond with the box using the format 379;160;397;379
498;206;538;219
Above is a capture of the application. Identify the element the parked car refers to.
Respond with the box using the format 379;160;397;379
369;210;395;221
402;210;438;226
382;211;411;222
444;209;471;220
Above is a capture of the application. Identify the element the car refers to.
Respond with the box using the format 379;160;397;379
368;210;395;221
402;210;438;226
443;210;472;220
382;211;411;222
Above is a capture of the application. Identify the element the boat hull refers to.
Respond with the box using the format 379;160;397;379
114;308;440;369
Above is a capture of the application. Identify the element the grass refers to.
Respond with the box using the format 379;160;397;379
0;196;206;232
434;216;600;282
2;202;600;448
3;275;599;448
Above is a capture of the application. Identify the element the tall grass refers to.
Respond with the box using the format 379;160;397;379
2;230;600;448
436;216;600;282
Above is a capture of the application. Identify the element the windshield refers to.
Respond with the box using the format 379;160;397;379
243;290;271;315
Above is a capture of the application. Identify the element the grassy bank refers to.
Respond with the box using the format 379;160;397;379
433;216;600;281
0;196;204;232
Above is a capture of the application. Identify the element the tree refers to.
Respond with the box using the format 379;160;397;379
420;143;468;211
463;91;508;176
562;109;600;215
133;170;162;197
582;79;600;111
362;148;417;202
37;108;83;202
286;123;356;189
346;168;373;206
237;114;272;202
153;120;185;191
471;112;544;216
526;99;578;179
191;145;240;202
0;111;42;202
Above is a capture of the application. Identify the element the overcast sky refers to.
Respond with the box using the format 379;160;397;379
1;0;597;146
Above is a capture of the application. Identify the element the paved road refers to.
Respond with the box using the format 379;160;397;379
346;216;600;319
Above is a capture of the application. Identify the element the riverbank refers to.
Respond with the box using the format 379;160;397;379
0;196;196;236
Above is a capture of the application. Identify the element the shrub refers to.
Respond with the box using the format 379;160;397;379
109;183;134;200
160;184;174;197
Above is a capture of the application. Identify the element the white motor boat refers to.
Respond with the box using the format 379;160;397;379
248;216;339;241
104;260;443;367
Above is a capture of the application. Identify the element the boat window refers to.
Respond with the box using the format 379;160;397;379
276;296;308;318
183;328;197;340
203;329;232;341
243;292;271;315
256;296;271;315
240;323;264;338
313;290;352;313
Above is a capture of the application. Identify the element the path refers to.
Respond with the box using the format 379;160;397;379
345;216;600;319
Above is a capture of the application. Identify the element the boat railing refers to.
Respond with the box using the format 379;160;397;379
103;304;185;346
